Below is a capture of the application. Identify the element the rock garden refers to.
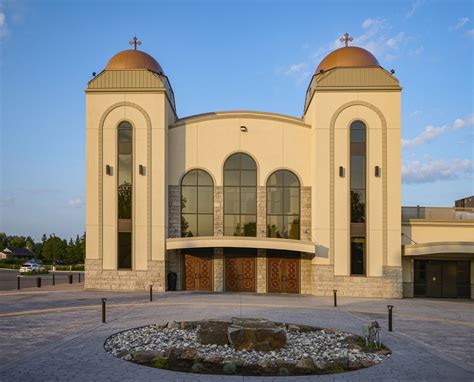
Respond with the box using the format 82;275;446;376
104;318;391;376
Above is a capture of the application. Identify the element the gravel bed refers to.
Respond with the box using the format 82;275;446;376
104;323;388;370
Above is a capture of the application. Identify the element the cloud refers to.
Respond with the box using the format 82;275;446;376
0;196;15;207
406;0;425;19
283;62;311;83
402;125;449;149
402;158;473;184
67;198;83;208
0;11;7;41
453;113;474;129
449;17;469;31
466;29;474;38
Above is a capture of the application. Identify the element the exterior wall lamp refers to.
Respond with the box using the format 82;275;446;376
139;165;146;176
375;166;381;177
339;166;345;178
106;165;113;176
240;125;248;132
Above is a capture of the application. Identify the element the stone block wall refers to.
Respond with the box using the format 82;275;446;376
403;282;414;298
300;187;312;242
257;249;267;293
168;185;180;238
257;187;266;237
213;248;224;292
214;187;223;236
300;253;313;294
166;249;183;290
311;264;403;298
84;259;165;291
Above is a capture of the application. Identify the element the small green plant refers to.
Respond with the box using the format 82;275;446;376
326;362;344;373
278;367;289;376
150;358;168;369
191;361;205;373
223;362;237;374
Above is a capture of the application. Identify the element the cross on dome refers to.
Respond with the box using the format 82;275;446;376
340;33;353;47
129;36;142;50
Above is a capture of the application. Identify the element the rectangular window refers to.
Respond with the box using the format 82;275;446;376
350;237;365;275
118;232;132;269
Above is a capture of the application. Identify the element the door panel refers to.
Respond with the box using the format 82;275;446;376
267;252;300;294
183;251;213;291
442;262;457;298
224;252;256;292
427;263;442;298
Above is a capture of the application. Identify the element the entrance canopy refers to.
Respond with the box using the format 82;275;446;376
403;241;474;257
166;236;316;254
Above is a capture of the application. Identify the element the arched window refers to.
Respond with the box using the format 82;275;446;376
224;153;257;236
181;169;214;237
350;120;366;275
266;170;300;239
117;121;132;269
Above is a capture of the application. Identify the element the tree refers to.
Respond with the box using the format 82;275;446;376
42;235;67;261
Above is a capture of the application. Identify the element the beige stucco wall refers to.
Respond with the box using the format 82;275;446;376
402;221;474;245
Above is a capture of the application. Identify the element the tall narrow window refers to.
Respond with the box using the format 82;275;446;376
117;121;132;269
224;153;257;236
181;169;214;237
350;120;366;275
266;170;300;239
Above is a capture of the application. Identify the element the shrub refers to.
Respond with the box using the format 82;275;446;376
223;362;237;374
278;367;289;376
191;361;205;373
326;362;344;373
151;358;168;369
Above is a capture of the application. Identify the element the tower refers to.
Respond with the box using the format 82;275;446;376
85;39;176;290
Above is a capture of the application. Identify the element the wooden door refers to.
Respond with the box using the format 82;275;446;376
427;263;442;298
267;255;300;294
184;252;213;291
224;254;256;292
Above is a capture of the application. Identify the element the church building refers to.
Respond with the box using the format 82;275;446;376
85;35;473;298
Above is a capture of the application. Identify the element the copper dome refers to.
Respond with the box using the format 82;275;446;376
105;50;164;74
316;46;379;73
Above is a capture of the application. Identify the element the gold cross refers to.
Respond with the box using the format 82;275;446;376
129;36;142;50
340;32;353;47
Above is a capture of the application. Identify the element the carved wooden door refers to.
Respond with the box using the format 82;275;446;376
267;255;300;294
184;252;213;291
225;255;256;292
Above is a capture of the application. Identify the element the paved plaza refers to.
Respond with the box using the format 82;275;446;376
0;284;473;381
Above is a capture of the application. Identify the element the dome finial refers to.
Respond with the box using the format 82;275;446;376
339;32;353;47
129;36;142;50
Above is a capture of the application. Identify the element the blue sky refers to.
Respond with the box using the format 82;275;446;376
0;0;473;240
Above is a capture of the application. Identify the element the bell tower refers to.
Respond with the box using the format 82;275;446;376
85;38;177;291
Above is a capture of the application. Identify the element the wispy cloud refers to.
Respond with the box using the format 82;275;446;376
282;62;311;84
449;17;469;31
466;29;474;39
402;125;449;149
67;198;83;208
403;113;474;149
0;196;15;207
0;10;7;42
402;158;473;184
406;0;425;19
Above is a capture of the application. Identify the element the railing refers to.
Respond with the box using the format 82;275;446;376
402;206;474;221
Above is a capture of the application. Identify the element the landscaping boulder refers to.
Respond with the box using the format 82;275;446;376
228;317;286;351
132;350;165;364
196;320;230;345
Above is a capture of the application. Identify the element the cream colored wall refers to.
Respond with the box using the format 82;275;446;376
402;222;474;244
305;90;401;276
167;115;311;187
85;91;175;271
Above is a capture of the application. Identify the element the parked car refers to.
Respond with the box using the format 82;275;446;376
19;263;42;273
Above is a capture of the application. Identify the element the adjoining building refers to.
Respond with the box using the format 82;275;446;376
85;36;474;298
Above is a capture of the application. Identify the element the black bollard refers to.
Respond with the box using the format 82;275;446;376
102;298;107;323
36;277;41;288
387;305;394;332
333;289;337;307
52;273;55;286
68;274;73;284
17;276;20;290
149;285;153;302
78;273;81;283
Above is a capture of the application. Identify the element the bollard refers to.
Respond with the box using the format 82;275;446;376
68;274;73;284
36;277;41;288
149;285;153;302
17;276;20;290
52;273;55;286
102;298;107;323
78;273;81;283
333;289;337;307
387;305;394;332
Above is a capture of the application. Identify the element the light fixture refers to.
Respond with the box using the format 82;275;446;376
106;165;113;176
390;69;395;75
339;166;345;178
139;165;146;176
240;125;248;132
375;166;381;177
92;72;96;77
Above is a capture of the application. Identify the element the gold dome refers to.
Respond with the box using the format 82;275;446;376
316;46;379;73
105;50;164;74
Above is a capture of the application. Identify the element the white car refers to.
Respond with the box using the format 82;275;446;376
19;263;42;273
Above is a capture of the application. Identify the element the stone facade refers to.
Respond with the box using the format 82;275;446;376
403;282;414;298
300;253;313;294
300;187;312;242
166;249;183;290
84;259;166;291
168;185;180;238
311;264;403;298
256;249;267;293
214;187;223;236
213;248;224;292
257;186;266;237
